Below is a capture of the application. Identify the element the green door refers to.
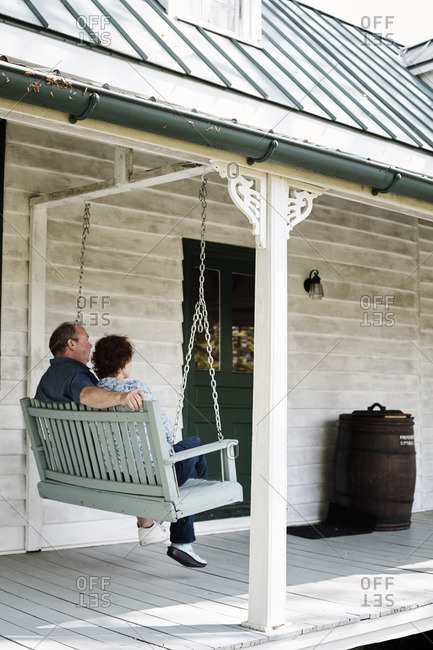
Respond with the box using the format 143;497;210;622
182;239;255;520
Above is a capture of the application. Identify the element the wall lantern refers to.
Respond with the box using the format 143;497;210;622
304;269;324;299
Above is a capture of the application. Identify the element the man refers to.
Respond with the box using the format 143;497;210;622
35;322;171;552
35;322;145;409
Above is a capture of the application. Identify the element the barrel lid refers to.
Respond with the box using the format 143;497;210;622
343;403;412;419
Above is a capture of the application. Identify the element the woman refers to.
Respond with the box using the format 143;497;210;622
92;334;207;569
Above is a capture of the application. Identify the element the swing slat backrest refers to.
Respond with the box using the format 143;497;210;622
21;397;243;523
24;398;170;490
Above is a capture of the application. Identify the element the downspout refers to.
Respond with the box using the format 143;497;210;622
0;60;432;203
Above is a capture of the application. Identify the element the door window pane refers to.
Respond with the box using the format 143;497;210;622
194;268;220;371
232;273;254;373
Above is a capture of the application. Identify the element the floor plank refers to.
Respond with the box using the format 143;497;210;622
0;512;432;649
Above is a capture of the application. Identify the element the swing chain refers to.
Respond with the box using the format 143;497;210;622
173;179;223;448
198;182;223;441
75;202;91;324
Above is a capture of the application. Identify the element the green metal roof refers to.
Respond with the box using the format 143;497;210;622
0;0;432;151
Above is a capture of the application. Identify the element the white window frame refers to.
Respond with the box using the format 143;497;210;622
161;0;262;46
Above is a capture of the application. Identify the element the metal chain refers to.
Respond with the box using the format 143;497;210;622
173;179;223;449
75;202;91;324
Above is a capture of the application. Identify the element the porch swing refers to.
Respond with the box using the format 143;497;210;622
20;179;243;523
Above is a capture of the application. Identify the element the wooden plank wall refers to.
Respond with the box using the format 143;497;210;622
288;194;423;523
0;119;432;552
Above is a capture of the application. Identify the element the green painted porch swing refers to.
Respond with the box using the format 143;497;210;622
21;179;243;523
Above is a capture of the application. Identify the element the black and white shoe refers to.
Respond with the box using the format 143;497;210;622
167;544;207;568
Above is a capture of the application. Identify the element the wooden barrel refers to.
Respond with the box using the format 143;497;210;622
335;403;416;531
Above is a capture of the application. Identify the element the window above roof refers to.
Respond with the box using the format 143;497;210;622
160;0;262;45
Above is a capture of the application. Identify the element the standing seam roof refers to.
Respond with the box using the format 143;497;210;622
0;0;432;151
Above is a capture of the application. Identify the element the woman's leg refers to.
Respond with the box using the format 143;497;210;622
170;436;207;543
167;437;208;566
173;436;208;485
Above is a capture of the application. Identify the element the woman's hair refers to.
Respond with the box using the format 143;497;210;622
92;334;133;379
49;322;78;357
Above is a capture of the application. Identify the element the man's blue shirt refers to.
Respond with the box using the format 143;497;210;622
35;357;97;403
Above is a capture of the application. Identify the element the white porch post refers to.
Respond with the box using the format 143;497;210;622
209;161;321;630
247;173;289;629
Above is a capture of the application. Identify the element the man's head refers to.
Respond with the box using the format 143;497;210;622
49;322;92;365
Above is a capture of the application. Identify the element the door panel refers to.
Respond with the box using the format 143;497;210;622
182;239;255;519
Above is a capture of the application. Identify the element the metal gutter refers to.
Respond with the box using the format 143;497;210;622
0;60;432;204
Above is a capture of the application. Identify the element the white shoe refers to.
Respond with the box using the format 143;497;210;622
138;521;170;547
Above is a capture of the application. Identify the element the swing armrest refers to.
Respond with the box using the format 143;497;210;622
164;439;239;464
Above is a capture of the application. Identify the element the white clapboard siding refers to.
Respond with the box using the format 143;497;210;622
287;195;423;523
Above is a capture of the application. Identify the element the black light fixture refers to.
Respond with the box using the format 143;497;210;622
304;269;324;300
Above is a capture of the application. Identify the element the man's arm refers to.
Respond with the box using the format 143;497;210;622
80;386;146;410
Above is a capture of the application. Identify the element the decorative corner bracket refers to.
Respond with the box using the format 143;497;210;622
211;160;325;247
211;160;267;248
286;188;320;239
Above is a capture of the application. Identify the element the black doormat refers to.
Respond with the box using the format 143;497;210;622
287;502;377;539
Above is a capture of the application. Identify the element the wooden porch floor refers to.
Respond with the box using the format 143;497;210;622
1;512;433;650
